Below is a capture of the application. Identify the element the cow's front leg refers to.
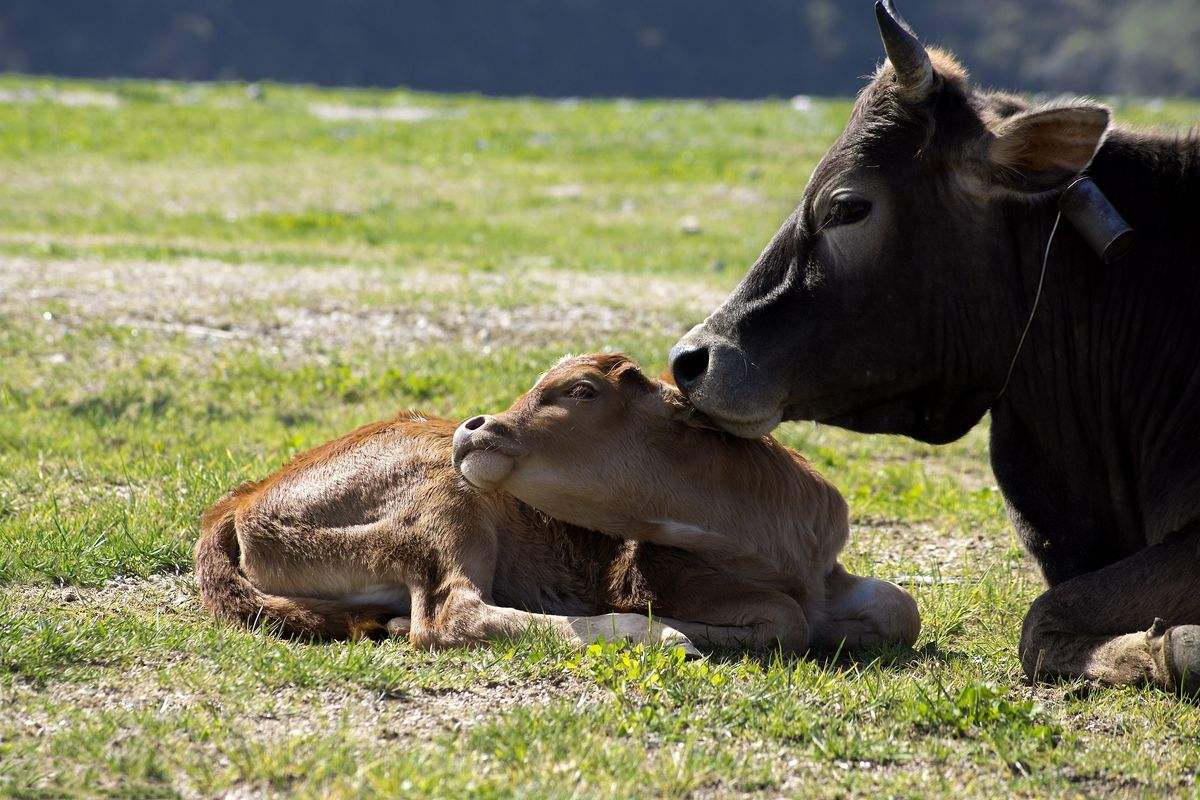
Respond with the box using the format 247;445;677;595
1020;526;1200;693
812;562;921;651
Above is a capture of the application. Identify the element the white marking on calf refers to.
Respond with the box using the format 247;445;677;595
564;612;699;654
649;519;729;550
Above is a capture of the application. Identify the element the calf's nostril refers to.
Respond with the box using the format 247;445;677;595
669;345;710;389
463;415;487;431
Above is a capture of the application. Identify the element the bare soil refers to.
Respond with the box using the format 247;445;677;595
1;255;725;358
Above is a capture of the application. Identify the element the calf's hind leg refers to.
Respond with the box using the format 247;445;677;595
1020;526;1200;692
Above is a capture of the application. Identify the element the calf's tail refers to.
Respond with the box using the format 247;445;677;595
194;496;390;640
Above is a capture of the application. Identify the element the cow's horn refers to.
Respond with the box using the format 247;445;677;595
874;0;933;102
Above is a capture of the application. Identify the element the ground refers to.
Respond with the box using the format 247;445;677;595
1;76;1198;799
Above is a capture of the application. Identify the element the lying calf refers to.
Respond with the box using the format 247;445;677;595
195;354;919;654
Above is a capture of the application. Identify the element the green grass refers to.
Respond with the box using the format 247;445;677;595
1;75;1198;798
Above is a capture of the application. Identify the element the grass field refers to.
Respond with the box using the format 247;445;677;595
1;75;1198;799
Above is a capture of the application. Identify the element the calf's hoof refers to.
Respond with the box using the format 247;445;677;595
1164;624;1200;695
386;616;412;639
652;625;702;659
655;629;702;660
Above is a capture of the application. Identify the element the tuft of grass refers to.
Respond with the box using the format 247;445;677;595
906;680;1060;773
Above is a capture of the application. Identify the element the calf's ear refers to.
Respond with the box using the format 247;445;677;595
610;360;655;393
986;103;1110;193
655;382;726;431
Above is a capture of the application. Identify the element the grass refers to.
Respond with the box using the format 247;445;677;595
1;74;1198;798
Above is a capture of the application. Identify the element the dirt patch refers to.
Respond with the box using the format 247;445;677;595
7;575;599;743
2;255;725;359
308;103;445;123
5;670;593;745
0;87;121;108
844;519;1019;579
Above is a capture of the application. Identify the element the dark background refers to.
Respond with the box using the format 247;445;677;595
2;0;1198;98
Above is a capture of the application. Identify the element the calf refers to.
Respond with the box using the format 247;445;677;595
194;354;919;654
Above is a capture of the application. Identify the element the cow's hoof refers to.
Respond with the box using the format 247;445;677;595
1164;624;1200;695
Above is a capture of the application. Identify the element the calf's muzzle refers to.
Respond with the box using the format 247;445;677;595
452;414;516;489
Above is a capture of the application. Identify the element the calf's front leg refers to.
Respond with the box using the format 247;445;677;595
386;517;700;654
391;594;700;654
395;571;700;655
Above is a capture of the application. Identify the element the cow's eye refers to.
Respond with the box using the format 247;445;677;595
567;382;597;400
825;196;872;227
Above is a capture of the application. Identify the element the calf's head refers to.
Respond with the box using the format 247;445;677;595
669;1;1111;444
454;352;849;579
453;353;700;532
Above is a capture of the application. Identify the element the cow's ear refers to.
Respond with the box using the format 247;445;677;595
986;103;1110;193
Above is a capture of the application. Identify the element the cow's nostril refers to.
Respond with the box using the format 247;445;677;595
463;415;487;431
669;345;710;389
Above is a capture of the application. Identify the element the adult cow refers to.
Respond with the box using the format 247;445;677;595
669;0;1200;693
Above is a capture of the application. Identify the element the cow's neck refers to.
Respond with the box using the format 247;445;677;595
989;129;1200;585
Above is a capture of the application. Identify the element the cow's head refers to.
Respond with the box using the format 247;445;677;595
669;1;1111;443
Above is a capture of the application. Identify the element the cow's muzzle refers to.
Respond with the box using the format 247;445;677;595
669;326;784;439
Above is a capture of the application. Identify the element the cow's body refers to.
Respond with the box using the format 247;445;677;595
990;130;1200;583
670;1;1200;691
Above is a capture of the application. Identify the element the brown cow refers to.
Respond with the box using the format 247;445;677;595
194;354;919;654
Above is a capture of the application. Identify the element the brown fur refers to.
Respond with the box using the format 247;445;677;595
195;355;920;653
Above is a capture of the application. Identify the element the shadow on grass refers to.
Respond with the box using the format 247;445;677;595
701;640;964;673
1023;673;1200;706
